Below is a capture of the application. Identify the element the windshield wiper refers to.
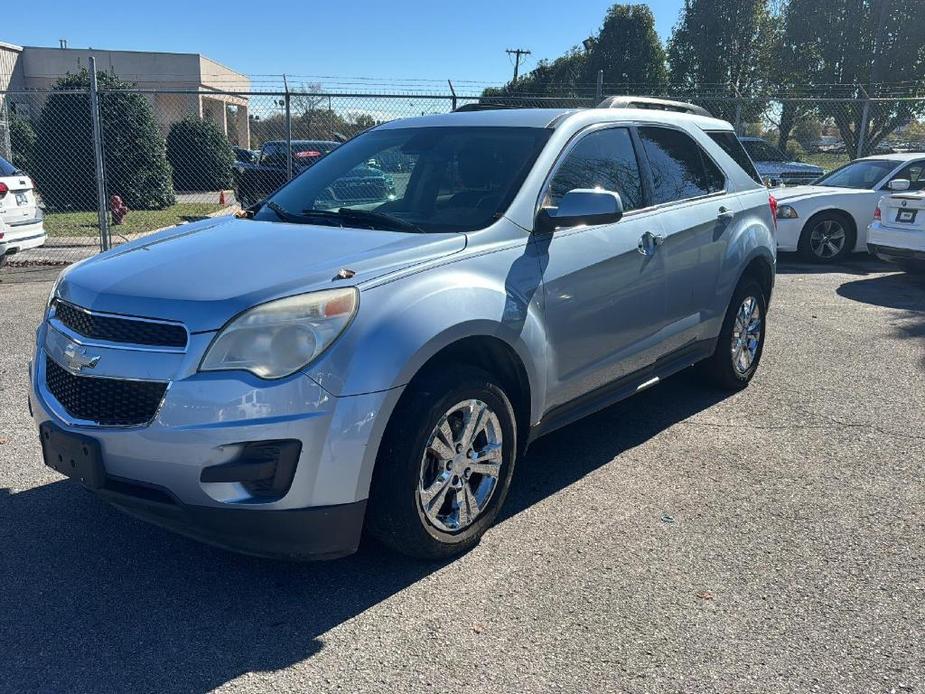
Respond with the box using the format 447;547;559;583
265;201;325;225
297;207;422;232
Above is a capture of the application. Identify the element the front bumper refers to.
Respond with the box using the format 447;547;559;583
30;320;402;559
102;480;367;560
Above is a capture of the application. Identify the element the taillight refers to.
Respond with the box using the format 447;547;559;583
873;205;881;221
0;182;8;198
768;194;778;230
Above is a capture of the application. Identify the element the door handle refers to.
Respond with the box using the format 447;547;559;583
717;206;735;221
637;231;665;256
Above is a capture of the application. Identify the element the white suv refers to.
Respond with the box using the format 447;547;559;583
0;155;46;267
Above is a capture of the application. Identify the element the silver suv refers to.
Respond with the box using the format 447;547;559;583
31;104;776;560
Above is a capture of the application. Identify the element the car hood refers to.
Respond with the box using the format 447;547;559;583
771;184;874;203
754;161;824;176
56;216;467;331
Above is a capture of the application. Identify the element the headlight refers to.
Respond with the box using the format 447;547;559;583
200;287;358;379
776;204;799;220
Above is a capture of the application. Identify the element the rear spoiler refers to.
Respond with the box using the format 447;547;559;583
597;96;712;117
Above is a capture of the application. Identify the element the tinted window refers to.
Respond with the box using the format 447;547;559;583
708;131;762;183
639;127;725;204
891;161;925;191
545;127;643;211
0;155;18;176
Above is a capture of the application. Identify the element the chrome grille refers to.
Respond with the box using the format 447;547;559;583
53;300;187;348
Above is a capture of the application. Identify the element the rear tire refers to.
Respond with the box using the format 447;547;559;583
702;280;767;390
366;366;518;560
798;212;855;263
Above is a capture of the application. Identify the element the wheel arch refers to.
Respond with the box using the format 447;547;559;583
799;208;858;248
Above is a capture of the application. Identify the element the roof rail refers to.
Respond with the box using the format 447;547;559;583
453;102;520;112
597;96;712;117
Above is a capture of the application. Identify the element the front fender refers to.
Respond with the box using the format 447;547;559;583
305;243;549;425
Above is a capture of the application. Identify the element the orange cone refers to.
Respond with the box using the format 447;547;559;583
219;190;226;205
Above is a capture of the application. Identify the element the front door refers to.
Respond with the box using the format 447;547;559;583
537;126;668;410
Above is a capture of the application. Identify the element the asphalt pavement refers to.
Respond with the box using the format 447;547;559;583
0;257;922;693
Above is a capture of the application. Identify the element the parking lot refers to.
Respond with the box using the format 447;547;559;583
0;258;923;693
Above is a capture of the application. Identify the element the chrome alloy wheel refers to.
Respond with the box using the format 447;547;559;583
809;219;847;258
418;399;503;533
731;296;762;375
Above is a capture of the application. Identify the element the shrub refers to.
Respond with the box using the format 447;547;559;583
9;114;36;173
166;118;234;192
34;69;174;211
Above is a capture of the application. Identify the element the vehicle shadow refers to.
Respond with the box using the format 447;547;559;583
776;252;895;275
836;271;925;365
0;373;730;692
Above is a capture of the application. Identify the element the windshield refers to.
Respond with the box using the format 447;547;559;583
254;126;552;233
815;159;897;189
740;139;788;162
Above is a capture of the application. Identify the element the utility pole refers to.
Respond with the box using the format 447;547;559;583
505;48;531;82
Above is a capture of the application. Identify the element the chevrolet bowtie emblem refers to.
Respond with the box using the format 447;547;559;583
63;343;100;373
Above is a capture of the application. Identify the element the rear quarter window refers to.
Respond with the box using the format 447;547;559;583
707;131;763;184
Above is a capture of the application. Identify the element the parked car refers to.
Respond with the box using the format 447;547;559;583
31;104;776;561
0;155;46;267
738;136;824;186
232;147;258;164
232;139;340;207
773;153;925;262
868;183;925;273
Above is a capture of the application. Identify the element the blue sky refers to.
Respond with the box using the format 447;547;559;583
4;1;683;88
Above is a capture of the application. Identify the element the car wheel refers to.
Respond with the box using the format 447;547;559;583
366;366;518;560
702;279;767;390
798;212;855;263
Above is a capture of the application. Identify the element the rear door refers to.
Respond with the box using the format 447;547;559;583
0;156;37;228
538;125;669;409
635;126;734;353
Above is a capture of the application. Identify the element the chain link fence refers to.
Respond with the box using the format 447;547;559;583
2;70;925;274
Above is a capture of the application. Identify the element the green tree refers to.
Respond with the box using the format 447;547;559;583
481;3;666;101
667;0;776;120
779;0;925;156
582;4;667;92
35;69;174;211
166;118;234;192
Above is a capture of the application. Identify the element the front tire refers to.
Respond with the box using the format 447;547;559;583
703;280;767;390
366;366;518;560
798;212;855;263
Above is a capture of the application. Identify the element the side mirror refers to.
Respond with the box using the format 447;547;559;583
536;189;624;233
888;178;911;191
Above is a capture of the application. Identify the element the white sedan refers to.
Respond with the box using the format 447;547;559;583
773;153;925;263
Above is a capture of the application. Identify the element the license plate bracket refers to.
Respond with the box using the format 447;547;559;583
15;192;27;206
896;208;917;224
40;422;106;489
